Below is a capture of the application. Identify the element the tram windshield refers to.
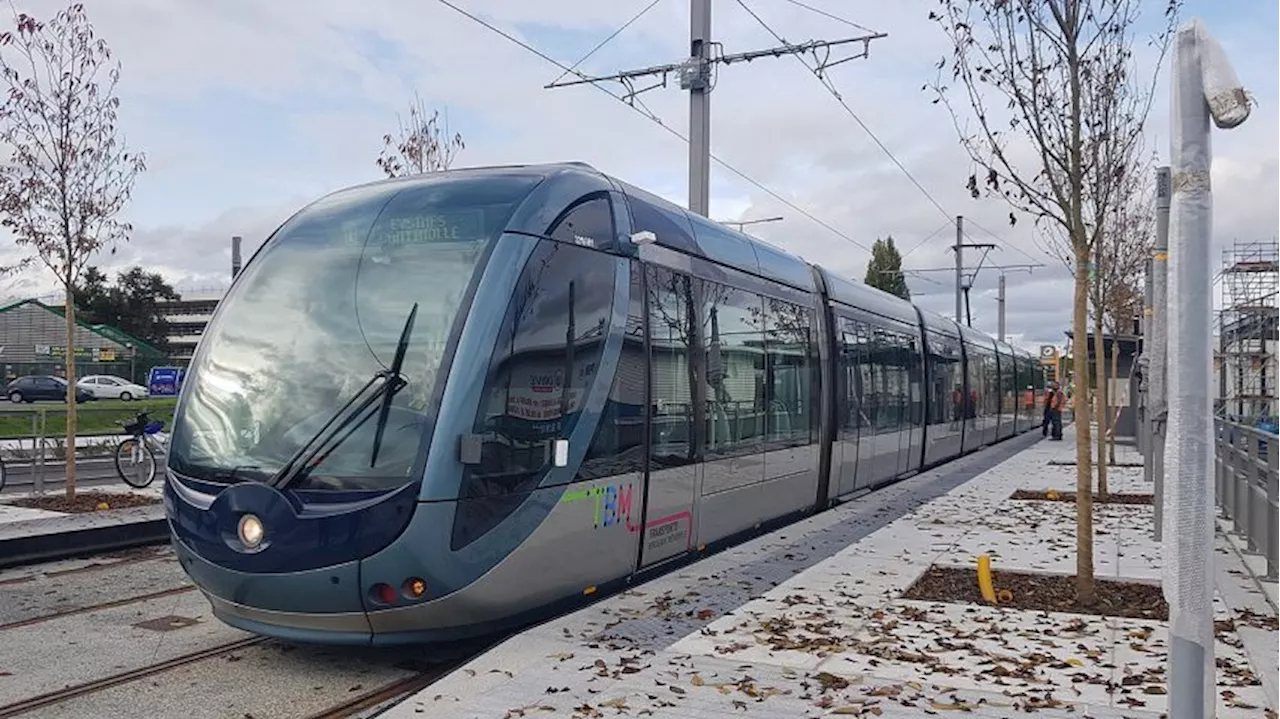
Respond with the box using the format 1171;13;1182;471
167;174;540;490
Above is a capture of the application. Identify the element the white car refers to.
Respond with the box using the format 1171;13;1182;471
77;374;149;401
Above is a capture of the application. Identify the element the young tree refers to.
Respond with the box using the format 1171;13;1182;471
375;93;465;178
929;0;1176;604
863;236;912;300
1100;160;1155;470
0;4;146;500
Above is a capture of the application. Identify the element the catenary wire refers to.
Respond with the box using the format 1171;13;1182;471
433;0;875;253
740;0;1051;268
548;0;666;87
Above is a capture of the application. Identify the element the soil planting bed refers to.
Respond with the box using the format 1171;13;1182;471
1011;489;1153;505
7;491;160;514
1047;460;1144;468
902;565;1169;621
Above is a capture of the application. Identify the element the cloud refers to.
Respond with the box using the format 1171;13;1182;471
0;0;1273;355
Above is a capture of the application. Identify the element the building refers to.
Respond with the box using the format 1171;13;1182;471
0;299;166;383
156;289;225;364
1064;329;1141;440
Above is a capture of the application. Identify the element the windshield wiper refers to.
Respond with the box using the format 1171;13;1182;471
269;303;418;489
369;302;418;467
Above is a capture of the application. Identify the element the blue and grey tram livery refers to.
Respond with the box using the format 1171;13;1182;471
163;162;1045;646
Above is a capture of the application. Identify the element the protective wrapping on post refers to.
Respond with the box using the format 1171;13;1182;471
1164;18;1250;718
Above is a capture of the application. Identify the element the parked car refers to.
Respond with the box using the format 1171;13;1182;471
77;374;149;401
5;375;94;403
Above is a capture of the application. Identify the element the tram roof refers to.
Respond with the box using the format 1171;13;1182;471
332;163;1025;355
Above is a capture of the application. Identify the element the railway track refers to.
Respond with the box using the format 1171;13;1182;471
0;585;195;632
301;671;454;719
0;636;270;718
0;633;459;719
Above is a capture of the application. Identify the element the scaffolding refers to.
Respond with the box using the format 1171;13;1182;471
1217;240;1278;421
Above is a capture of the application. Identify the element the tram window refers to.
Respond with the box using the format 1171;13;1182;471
926;332;963;426
701;280;766;457
906;333;924;426
763;297;814;445
548;196;614;250
579;262;646;480
457;239;617;500
985;353;1000;417
626;193;697;254
838;324;860;432
649;266;700;466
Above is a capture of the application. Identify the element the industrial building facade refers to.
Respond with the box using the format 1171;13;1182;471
0;299;166;384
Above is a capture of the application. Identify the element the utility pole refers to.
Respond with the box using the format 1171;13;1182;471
547;2;885;217
954;216;964;323
949;215;997;327
1152;165;1170;542
997;273;1006;341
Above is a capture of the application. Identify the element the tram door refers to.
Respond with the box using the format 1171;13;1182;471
636;264;700;570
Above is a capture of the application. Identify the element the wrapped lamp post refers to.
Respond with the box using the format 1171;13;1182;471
1164;18;1250;719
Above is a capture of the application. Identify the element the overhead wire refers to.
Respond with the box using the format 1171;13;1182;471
433;0;875;253
777;0;878;33
735;1;955;227
739;0;1052;269
548;0;665;87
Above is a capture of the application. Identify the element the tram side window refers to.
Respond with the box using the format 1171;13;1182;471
702;280;766;457
906;332;924;426
649;266;701;467
548;197;614;250
984;353;1000;417
579;261;646;480
838;324;860;433
926;332;963;425
843;318;873;432
457;239;617;500
763;297;814;445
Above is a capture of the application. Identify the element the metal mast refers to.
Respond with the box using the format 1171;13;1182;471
547;0;885;217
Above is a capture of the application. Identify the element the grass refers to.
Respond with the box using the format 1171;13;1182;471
0;397;178;439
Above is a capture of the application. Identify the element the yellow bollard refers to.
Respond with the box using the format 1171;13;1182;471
976;554;998;604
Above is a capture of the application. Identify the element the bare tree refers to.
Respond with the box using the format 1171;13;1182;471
929;0;1176;604
375;93;465;178
1100;158;1155;470
0;4;145;500
1077;146;1155;497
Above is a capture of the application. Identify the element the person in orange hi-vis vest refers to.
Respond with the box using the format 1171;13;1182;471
1043;381;1065;440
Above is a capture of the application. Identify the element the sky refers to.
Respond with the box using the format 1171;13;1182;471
0;0;1275;351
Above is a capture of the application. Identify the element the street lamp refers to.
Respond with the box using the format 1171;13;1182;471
720;216;784;232
126;342;135;384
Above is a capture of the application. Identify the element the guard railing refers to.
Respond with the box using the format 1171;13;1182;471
1215;418;1279;581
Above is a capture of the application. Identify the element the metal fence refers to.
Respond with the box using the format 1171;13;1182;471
0;403;174;492
1214;418;1279;581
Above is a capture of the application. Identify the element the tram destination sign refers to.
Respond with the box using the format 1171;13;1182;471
364;209;487;247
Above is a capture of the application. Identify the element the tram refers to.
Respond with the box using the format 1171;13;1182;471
163;162;1044;645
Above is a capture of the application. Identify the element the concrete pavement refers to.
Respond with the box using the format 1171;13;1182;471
383;427;1278;718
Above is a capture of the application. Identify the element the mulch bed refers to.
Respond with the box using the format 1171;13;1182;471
7;491;160;514
1011;489;1153;505
902;565;1169;621
1047;460;1145;468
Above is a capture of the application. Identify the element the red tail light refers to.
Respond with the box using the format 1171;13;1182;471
371;583;397;605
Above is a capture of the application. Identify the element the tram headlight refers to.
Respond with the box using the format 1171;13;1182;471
237;513;265;549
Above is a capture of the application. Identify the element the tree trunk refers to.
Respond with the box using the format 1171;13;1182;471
1108;339;1119;466
1093;312;1108;498
1072;252;1096;605
63;294;78;500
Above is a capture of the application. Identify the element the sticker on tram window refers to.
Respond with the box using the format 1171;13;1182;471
373;210;487;245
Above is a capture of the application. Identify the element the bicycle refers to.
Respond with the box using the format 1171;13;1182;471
114;412;167;488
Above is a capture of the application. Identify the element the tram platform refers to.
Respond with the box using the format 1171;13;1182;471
384;427;1279;719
